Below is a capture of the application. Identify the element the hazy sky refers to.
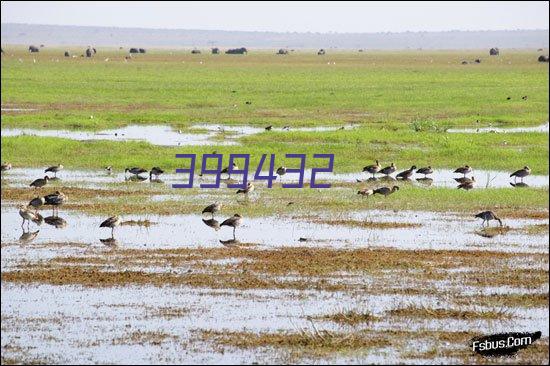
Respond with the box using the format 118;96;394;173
1;1;548;33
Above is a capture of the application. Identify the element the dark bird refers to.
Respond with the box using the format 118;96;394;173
457;180;475;190
100;216;122;237
416;166;433;178
276;166;287;176
357;188;374;198
475;211;502;227
202;203;222;218
265;125;272;130
30;176;50;189
522;95;528;100
221;214;243;239
246;101;252;105
380;163;396;176
44;191;66;215
454;165;472;178
236;182;255;194
45;164;63;178
1;162;12;172
221;163;238;179
510;166;531;183
282;126;290;131
150;166;164;179
362;160;381;178
396;165;416;180
29;196;45;211
506;96;511;100
373;186;400;197
125;167;147;176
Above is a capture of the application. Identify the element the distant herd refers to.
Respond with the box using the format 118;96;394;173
0;45;542;62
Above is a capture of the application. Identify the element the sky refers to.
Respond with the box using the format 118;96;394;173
1;1;548;33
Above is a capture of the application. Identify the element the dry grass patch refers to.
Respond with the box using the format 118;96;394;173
111;330;177;346
388;305;512;320
452;293;549;308
314;310;378;325
305;218;421;229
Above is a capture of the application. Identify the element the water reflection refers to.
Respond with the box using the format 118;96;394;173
125;175;148;182
44;216;68;229
99;237;118;246
202;218;220;231
19;229;39;243
510;182;530;188
219;239;241;247
416;177;434;186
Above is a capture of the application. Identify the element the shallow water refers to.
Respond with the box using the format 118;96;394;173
448;122;549;134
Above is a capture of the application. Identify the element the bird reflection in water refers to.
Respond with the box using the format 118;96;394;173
219;239;241;247
19;229;39;243
510;182;529;188
202;218;220;231
44;216;68;229
100;237;118;247
416;177;434;186
125;175;148;182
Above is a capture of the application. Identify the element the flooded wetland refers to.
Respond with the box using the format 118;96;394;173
1;46;549;364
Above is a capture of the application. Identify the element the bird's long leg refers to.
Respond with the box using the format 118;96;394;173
21;218;25;229
111;227;114;238
233;226;236;240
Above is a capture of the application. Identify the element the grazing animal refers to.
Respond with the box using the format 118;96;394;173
18;205;43;228
29;196;45;211
221;214;243;238
454;165;472;177
416;166;433;177
538;55;549;62
357;188;374;198
380;163;396;176
373;186;400;197
396;165;416;180
100;216;122;237
475;211;502;227
510;166;531;183
30;176;50;189
317;49;326;55
236;182;255;194
1;162;12;171
45;164;63;177
125;167;148;176
202;203;222;218
362;160;381;178
150;167;164;179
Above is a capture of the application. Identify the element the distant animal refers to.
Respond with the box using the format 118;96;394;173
202;203;222;218
211;47;220;54
396;165;416;180
277;48;289;55
29;196;45;211
236;182;254;194
30;176;50;189
357;188;374;198
44;191;66;215
45;164;63;177
373;186;400;197
265;125;272;130
220;214;243;238
416;166;433;177
475;211;502;227
64;51;70;57
506;96;511;100
100;216;122;237
461;61;468;65
317;49;326;55
453;165;472;177
510;166;531;183
138;48;146;54
125;167;148;176
521;95;528;100
276;166;287;176
149;167;164;179
457;180;475;190
225;47;247;55
221;163;238;179
191;49;201;54
105;166;113;174
1;162;12;171
489;47;499;56
474;59;481;63
129;48;139;53
28;45;39;53
362;160;381;178
380;163;396;176
85;47;93;57
246;101;252;105
19;205;43;228
538;55;549;62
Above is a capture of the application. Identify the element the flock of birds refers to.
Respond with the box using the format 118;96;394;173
1;159;535;242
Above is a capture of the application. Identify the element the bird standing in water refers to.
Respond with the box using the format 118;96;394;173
45;164;63;178
100;216;122;237
221;214;243;239
18;205;43;229
362;160;381;178
202;203;222;218
510;166;531;183
30;176;50;189
475;211;503;227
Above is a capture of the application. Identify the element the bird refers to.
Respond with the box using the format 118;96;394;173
18;205;43;229
236;182;254;194
1;162;12;172
276;166;287;178
416;166;433;178
125;167;148;176
379;163;396;176
396;165;416;180
475;211;503;227
150;167;164;180
105;166;113;174
282;126;290;131
506;96;511;100
457;180;475;190
454;165;472;178
221;163;238;179
357;188;374;198
100;216;122;237
30;176;50;189
522;95;528;100
265;125;272;130
221;214;243;239
373;186;400;197
44;191;66;215
454;176;476;184
28;196;45;211
202;203;222;218
362;160;381;178
510;166;531;183
45;164;63;178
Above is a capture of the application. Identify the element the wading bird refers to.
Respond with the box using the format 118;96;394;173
475;211;503;227
202;203;222;218
454;165;472;178
357;188;374;198
396;165;416;180
44;191;66;215
362;160;381;178
276;166;287;177
45;164;63;178
380;163;396;177
373;186;400;197
510;166;531;183
100;216;122;237
105;166;113;174
28;196;45;211
18;205;43;229
125;167;148;176
221;214;243;239
221;163;238;179
236;182;255;194
30;176;50;189
150;166;164;180
416;166;433;178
